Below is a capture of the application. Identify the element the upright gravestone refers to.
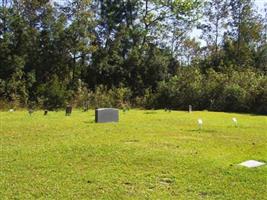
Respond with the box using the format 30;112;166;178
44;110;48;116
189;105;192;113
65;105;72;116
198;118;203;130
95;108;119;123
232;117;238;127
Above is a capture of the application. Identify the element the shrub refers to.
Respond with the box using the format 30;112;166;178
78;85;132;109
219;84;248;112
154;67;203;110
37;76;67;110
253;78;267;114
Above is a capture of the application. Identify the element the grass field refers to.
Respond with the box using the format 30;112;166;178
0;110;266;199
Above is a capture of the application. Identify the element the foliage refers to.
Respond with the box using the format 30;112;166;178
37;75;68;110
0;0;266;114
152;68;267;114
89;85;132;109
155;67;203;110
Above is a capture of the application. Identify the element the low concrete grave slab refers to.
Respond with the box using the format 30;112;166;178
95;108;119;123
239;160;266;168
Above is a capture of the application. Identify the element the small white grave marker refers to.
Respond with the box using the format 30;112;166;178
9;109;14;112
198;118;203;129
232;117;238;127
239;160;265;168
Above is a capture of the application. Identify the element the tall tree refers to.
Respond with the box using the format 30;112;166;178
228;0;262;67
200;0;229;59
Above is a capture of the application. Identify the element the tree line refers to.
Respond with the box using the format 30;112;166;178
0;0;266;114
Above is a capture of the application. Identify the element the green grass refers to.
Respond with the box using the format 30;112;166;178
0;110;266;199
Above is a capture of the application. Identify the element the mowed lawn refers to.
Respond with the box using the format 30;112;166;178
0;110;266;199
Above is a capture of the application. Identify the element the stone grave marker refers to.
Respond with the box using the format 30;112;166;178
95;108;119;123
232;117;238;127
239;160;265;168
189;105;192;113
198;118;203;129
65;105;72;116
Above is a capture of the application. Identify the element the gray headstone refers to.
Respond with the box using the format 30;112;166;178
189;105;192;113
95;108;119;123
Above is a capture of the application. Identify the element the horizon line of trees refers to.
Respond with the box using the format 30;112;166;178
0;0;266;114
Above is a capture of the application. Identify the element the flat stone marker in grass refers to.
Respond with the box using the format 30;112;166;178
95;108;119;123
239;160;266;168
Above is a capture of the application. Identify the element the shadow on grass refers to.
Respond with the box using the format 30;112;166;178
188;129;218;133
144;111;157;114
122;139;140;143
83;120;95;124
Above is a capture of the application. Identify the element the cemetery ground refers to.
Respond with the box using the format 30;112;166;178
0;110;266;199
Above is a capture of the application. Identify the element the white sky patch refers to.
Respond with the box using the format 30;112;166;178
190;0;266;46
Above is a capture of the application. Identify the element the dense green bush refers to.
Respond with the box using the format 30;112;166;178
0;68;266;115
74;85;132;109
37;76;68;110
219;84;248;112
253;77;267;114
151;68;267;114
153;68;203;110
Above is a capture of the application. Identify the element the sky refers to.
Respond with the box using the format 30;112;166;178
255;0;266;13
190;0;266;46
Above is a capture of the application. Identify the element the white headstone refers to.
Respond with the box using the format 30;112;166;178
9;109;14;112
239;160;265;168
198;118;203;129
232;117;238;127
